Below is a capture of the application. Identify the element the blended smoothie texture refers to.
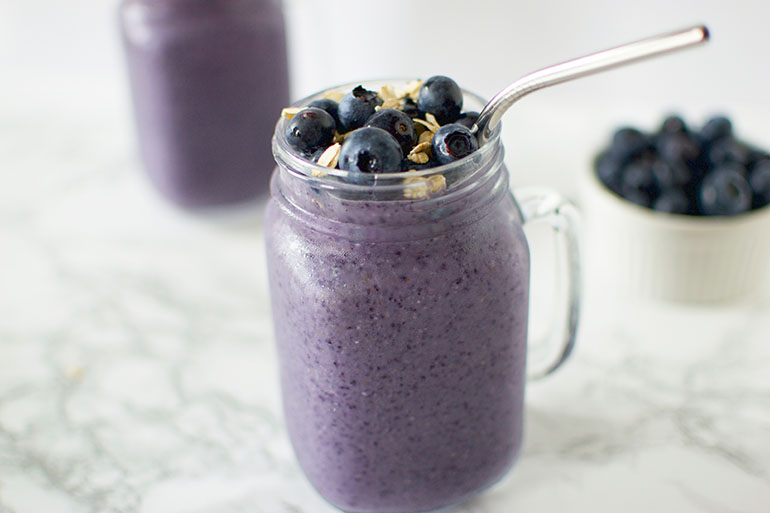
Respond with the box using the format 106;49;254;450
265;160;530;513
120;0;289;207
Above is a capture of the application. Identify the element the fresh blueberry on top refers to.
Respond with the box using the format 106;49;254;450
653;188;691;214
418;76;463;125
749;159;770;208
432;124;479;165
285;107;336;154
365;108;417;154
338;127;403;173
455;111;480;130
400;97;422;118
698;164;753;215
700;115;733;144
308;98;341;128
338;86;383;132
610;127;649;163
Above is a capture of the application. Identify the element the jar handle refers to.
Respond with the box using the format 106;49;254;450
514;187;582;380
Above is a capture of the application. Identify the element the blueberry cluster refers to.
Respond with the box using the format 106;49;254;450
596;115;770;216
282;76;480;174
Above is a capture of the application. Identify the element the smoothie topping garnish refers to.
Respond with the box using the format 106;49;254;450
413;115;441;134
407;141;433;164
379;84;398;101
310;168;328;178
281;76;481;180
317;143;341;168
281;107;303;120
401;79;423;101
322;90;346;102
403;173;447;199
408;151;430;165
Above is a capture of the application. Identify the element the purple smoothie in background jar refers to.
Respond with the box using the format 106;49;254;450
265;81;580;513
119;0;289;207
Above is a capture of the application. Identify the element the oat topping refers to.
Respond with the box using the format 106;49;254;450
403;173;447;199
414;113;441;134
408;152;430;164
322;90;346;102
381;97;402;110
411;141;432;155
317;143;341;168
281;76;477;182
379;84;398;101
408;141;432;163
400;79;423;101
311;168;328;178
281;107;303;120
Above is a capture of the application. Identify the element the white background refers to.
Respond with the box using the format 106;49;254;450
2;0;769;197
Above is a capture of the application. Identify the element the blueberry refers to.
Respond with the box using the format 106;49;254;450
285;107;336;154
309;147;326;162
610;127;649;163
660;114;689;135
594;151;623;192
338;86;383;132
338;127;403;174
707;136;751;168
308;98;341;128
748;148;770;169
656;132;701;168
417;76;463;125
653;188;691;214
365;108;417;154
749;159;770;208
455;111;480;130
698;164;753;215
620;161;658;205
400;97;422;118
651;158;691;189
432;124;479;165
700;115;733;144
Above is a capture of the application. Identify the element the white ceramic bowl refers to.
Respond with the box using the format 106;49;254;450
579;164;770;303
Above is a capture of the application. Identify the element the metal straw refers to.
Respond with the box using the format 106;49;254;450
473;25;710;145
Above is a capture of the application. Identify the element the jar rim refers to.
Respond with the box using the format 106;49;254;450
271;78;502;192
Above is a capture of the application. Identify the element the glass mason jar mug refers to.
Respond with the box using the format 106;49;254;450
265;81;580;513
119;0;290;207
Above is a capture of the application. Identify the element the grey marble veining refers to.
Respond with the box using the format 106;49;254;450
1;107;769;513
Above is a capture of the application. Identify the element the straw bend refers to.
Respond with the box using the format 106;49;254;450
473;25;710;145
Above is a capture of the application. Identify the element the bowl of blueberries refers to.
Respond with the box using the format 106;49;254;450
581;114;770;303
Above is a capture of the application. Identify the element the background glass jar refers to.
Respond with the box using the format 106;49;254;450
265;81;580;513
119;0;289;207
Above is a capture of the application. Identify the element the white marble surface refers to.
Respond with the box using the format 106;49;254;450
1;96;770;513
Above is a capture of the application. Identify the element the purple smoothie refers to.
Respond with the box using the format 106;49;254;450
120;0;289;207
265;101;530;512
